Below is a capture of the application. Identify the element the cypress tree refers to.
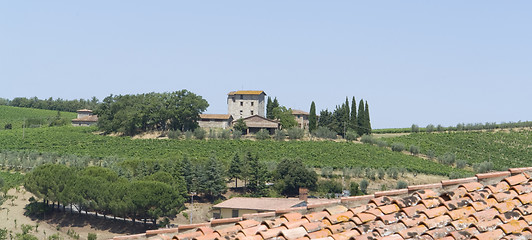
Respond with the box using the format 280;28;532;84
266;97;273;119
357;99;365;136
365;101;371;134
309;101;317;132
350;97;356;131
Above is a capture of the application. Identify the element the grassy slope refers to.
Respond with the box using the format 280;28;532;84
0;105;77;129
383;130;531;170
0;126;464;176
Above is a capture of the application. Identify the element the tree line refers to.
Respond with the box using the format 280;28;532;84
95;90;208;136
308;97;372;138
0;96;100;113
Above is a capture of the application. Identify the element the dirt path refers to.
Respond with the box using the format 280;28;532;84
0;187;149;239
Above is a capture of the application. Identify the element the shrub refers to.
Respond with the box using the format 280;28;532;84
426;124;434;133
391;143;405;152
193;128;206;140
4;123;12;130
396;180;408;189
232;130;242;139
426;149;435;159
274;129;286;141
438;152;456;166
359;179;369;194
387;168;399;179
321;167;334;178
345;130;358;141
365;168;376;181
312;126;337;139
184;130;193;139
286;127;304;140
317;180;342;195
449;171;470;179
349;182;360;196
411;124;419;133
88;233;97;240
473;161;494;173
219;129;230;139
376;140;388;148
255;129;270;140
208;129;217;139
436;124;444;132
409;145;420;155
377;168;385;179
456;160;467;169
360;135;375;145
167;130;181;139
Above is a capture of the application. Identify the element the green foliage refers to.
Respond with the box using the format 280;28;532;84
409;145;420;155
232;130;242;139
349;182;361;196
376;140;388;148
345;130;358;141
193;128;206;140
48;234;60;240
286;127;304;140
0;106;76;130
246;152;268;196
208;129;217;139
456;159;467;169
396;181;408;189
228;154;243;188
312;127;337;139
426;124;435;133
96;90;208;135
266;97;279;120
233;119;247;133
360;135;375;145
391;143;405;152
255;129;270;140
0;126;468;176
274;129;286;141
0;171;24;193
271;106;297;129
359;179;369;194
88;233;97;240
426;150;436;159
274;158;318;196
167;130;182;139
317;180;342;195
383;131;532;170
411;124;420;133
219;130;230;140
321;167;334;178
0;228;7;240
473;161;494;173
309;101;317;132
438;152;456;166
8;96;99;113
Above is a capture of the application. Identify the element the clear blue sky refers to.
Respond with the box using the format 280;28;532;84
2;1;531;129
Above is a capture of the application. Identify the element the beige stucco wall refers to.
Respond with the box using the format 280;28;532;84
227;94;265;120
294;115;309;129
198;120;230;129
217;208;260;219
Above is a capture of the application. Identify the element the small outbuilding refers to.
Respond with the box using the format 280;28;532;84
291;109;309;129
198;114;233;129
234;115;279;134
71;109;98;126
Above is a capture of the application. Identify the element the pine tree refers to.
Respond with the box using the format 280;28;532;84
365;101;371;134
203;156;227;200
309;101;317;132
357;99;365;136
246;152;267;196
228;153;243;188
350;97;357;131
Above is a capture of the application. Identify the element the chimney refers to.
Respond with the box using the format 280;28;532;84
299;187;308;202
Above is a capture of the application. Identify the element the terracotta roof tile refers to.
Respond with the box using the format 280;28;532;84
472;228;505;240
505;174;529;186
125;166;532;240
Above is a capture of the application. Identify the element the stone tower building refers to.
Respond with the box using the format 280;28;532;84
227;90;266;119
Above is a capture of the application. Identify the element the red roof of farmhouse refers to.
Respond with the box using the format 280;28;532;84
114;166;532;240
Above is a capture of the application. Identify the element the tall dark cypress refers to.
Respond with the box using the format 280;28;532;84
309;101;317;132
365;101;371;134
357;99;365;136
350;97;357;131
266;97;273;119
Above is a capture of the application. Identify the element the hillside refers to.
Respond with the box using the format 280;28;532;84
0;126;464;176
382;129;532;170
0;105;77;129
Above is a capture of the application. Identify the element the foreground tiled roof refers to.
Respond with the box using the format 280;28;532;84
115;167;532;240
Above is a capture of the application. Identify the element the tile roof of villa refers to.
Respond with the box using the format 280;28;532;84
228;91;266;96
114;167;532;240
